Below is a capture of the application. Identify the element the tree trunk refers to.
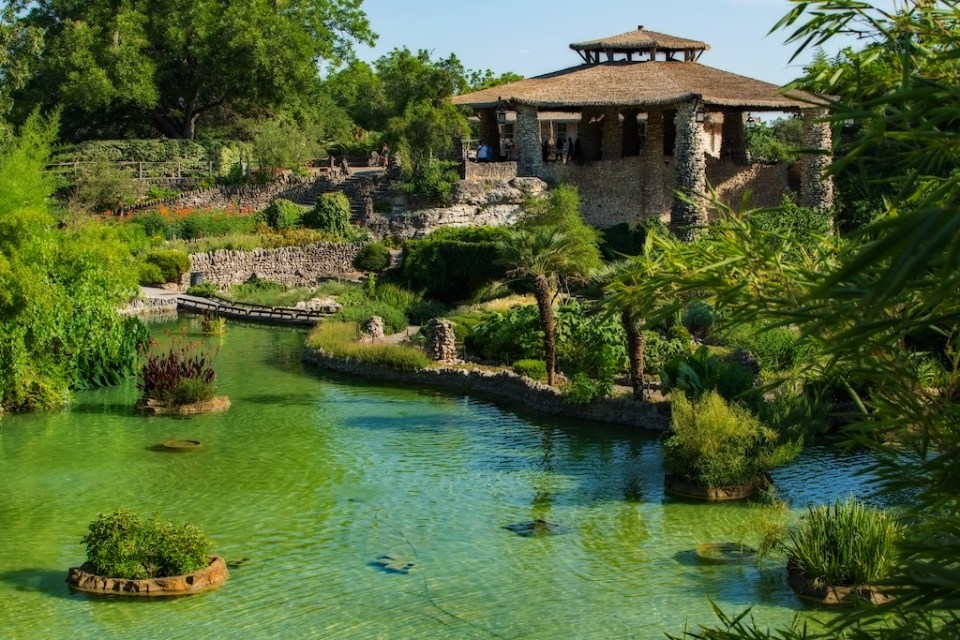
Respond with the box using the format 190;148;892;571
534;275;557;386
622;309;645;400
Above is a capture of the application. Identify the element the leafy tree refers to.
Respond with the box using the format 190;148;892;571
0;3;41;136
466;69;524;91
15;0;374;139
0;111;142;411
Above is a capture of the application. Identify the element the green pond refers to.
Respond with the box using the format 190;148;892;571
0;318;877;639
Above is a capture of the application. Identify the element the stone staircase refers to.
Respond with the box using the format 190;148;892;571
291;167;389;224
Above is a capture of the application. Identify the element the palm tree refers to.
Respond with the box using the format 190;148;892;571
500;227;576;386
591;261;647;400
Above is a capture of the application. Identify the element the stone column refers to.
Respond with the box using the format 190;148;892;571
516;104;542;177
578;107;604;161
799;108;834;214
641;108;667;218
425;318;459;363
720;109;747;163
601;108;623;160
670;100;708;240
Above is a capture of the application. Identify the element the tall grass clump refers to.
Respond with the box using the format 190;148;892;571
306;322;429;372
783;497;902;588
663;391;777;489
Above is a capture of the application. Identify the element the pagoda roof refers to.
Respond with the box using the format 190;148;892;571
570;26;709;54
452;60;817;111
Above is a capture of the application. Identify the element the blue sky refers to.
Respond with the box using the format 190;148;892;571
353;0;890;87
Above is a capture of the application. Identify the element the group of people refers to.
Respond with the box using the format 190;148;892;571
475;137;578;163
542;137;577;163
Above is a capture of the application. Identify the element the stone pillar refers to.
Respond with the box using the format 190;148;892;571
799;108;834;214
425;318;458;363
621;108;641;157
477;108;501;152
641;108;667;219
360;316;384;342
670;101;708;240
601;108;623;160
720;109;747;163
516;104;542;176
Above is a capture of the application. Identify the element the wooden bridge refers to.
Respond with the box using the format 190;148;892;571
177;295;335;327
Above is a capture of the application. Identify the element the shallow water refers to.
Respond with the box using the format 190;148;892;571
0;318;879;639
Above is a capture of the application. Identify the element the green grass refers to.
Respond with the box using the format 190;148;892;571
783;497;902;587
306;322;430;372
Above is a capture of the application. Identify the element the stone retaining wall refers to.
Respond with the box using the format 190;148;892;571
464;161;519;181
189;242;363;289
540;157;794;227
302;348;669;431
141;171;345;214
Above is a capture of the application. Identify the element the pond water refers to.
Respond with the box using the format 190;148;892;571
0;318;879;639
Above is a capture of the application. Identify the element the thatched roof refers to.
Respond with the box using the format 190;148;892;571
452;61;817;111
570;26;709;53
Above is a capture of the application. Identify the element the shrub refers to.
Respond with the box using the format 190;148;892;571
682;300;716;339
729;324;815;372
643;331;689;375
563;372;612;405
660;346;755;401
353;242;391;272
663;391;777;488
782;498;902;587
555;301;626;381
129;211;173;239
186;282;219;298
513;359;547;382
137;339;217;406
337;301;407;335
400;226;510;302
396;159;460;206
82;510;212;580
146;184;180;200
468;305;542;363
261;198;303;230
302;192;351;236
138;261;166;286
229;278;287;304
143;249;190;283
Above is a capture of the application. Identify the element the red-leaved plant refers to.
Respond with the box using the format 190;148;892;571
137;333;217;406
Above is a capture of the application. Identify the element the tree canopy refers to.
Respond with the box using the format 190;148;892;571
11;0;375;139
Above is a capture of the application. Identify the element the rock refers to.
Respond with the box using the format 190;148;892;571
372;554;416;574
66;556;228;596
509;177;548;196
503;519;568;538
294;297;342;313
360;316;385;342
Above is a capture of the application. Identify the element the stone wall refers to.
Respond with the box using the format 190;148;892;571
543;157;664;227
707;158;792;212
464;161;519;181
142;170;345;214
541;156;793;227
188;242;363;289
302;348;669;431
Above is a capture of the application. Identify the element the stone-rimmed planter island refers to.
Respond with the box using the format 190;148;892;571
136;396;231;416
786;560;890;606
664;473;772;502
67;555;228;597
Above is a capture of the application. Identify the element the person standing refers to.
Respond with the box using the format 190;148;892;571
477;142;490;162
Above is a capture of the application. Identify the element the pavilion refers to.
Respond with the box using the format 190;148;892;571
451;26;832;236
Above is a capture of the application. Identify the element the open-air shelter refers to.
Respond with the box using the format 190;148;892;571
452;26;832;235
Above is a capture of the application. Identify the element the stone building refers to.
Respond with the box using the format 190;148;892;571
452;26;832;236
